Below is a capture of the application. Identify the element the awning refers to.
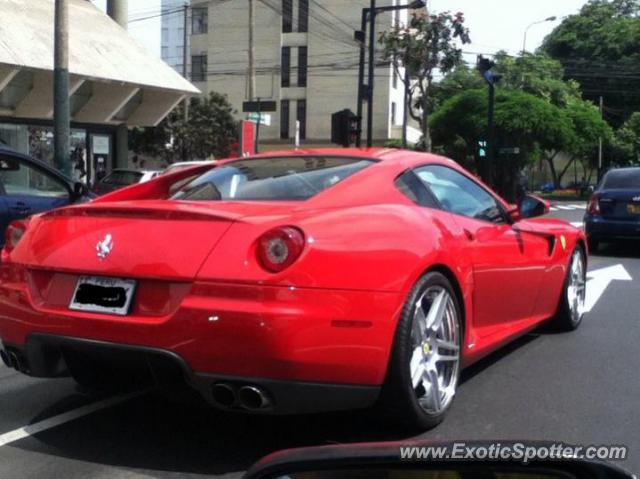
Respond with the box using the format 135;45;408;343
0;0;200;127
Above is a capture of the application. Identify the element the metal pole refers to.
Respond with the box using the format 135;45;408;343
54;0;70;178
367;1;376;148
598;95;604;179
255;98;261;154
248;0;256;100
295;120;300;149
355;9;368;148
182;3;189;162
402;68;409;148
487;83;495;186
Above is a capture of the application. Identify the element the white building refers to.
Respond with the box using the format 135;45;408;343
189;0;422;147
161;0;191;75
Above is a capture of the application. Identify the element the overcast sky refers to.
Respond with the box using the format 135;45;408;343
91;0;590;62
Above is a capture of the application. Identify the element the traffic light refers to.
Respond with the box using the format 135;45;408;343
476;55;502;85
331;109;359;147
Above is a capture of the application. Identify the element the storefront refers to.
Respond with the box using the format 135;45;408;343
0;120;117;187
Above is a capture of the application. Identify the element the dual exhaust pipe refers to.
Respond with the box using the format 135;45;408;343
211;383;272;411
1;349;22;371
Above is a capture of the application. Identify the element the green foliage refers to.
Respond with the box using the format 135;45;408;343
611;112;640;164
492;52;582;107
130;92;238;163
542;0;640;127
379;11;470;150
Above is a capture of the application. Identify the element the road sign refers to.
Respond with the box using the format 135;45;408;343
584;264;632;313
247;113;271;126
499;147;520;155
242;100;277;113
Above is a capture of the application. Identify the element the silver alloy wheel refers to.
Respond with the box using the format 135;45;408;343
567;250;586;323
409;286;460;415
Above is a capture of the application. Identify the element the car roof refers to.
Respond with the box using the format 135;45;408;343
218;147;459;169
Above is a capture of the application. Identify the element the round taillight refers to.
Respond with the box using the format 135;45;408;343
257;226;305;273
2;219;29;260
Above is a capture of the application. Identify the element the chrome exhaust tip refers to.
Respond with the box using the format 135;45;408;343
238;385;271;410
211;383;237;408
0;350;12;369
8;351;19;371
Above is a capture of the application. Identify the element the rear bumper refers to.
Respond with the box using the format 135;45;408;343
584;216;640;239
1;334;380;414
0;265;401;412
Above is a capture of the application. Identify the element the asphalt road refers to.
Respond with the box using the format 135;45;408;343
1;201;638;478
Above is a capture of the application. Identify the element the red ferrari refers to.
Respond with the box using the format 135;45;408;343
0;149;586;430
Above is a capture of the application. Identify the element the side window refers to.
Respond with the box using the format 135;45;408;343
395;170;438;208
414;165;505;224
0;157;68;199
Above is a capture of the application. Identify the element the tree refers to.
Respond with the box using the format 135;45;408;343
431;89;574;200
130;92;238;163
610;112;640;165
380;10;470;151
542;0;640;127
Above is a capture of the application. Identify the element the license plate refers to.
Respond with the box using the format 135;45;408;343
69;276;137;316
627;204;640;214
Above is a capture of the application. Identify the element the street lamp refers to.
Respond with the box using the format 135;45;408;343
522;16;557;54
355;0;427;148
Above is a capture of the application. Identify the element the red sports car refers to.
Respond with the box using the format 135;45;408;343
0;149;586;430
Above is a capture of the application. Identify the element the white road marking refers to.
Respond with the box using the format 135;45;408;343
571;222;583;228
569;204;586;209
555;205;574;210
550;207;559;211
0;391;144;448
584;264;632;313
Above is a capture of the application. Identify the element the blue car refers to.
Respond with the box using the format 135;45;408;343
0;145;91;247
584;167;640;252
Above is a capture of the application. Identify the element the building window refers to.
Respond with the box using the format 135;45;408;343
298;0;309;33
282;0;293;33
281;47;291;87
161;46;169;59
391;102;397;125
298;47;308;87
281;100;290;139
161;27;169;43
192;6;208;35
297;99;307;140
191;54;207;81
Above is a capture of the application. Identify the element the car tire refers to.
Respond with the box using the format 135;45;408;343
552;246;587;331
378;271;462;432
587;237;599;254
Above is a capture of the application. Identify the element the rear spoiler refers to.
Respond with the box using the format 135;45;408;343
92;163;216;203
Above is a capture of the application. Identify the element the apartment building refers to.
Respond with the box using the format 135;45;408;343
161;0;191;75
189;0;422;146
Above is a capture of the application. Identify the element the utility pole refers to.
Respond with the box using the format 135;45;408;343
107;0;129;170
355;10;367;148
54;0;70;178
182;3;189;161
367;0;376;148
402;68;409;148
248;0;256;101
598;95;604;180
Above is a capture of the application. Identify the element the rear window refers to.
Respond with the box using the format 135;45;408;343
102;171;143;186
603;169;640;189
171;156;373;202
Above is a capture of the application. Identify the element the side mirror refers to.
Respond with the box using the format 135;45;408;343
244;442;633;479
517;194;550;220
73;182;88;198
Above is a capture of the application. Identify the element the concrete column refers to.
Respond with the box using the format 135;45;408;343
107;0;128;29
115;124;129;169
107;0;129;169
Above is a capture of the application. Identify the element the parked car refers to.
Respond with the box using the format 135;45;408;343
0;149;586;431
0;144;91;248
93;168;161;195
584;166;640;252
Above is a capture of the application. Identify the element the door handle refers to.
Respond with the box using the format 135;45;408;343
463;229;475;241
